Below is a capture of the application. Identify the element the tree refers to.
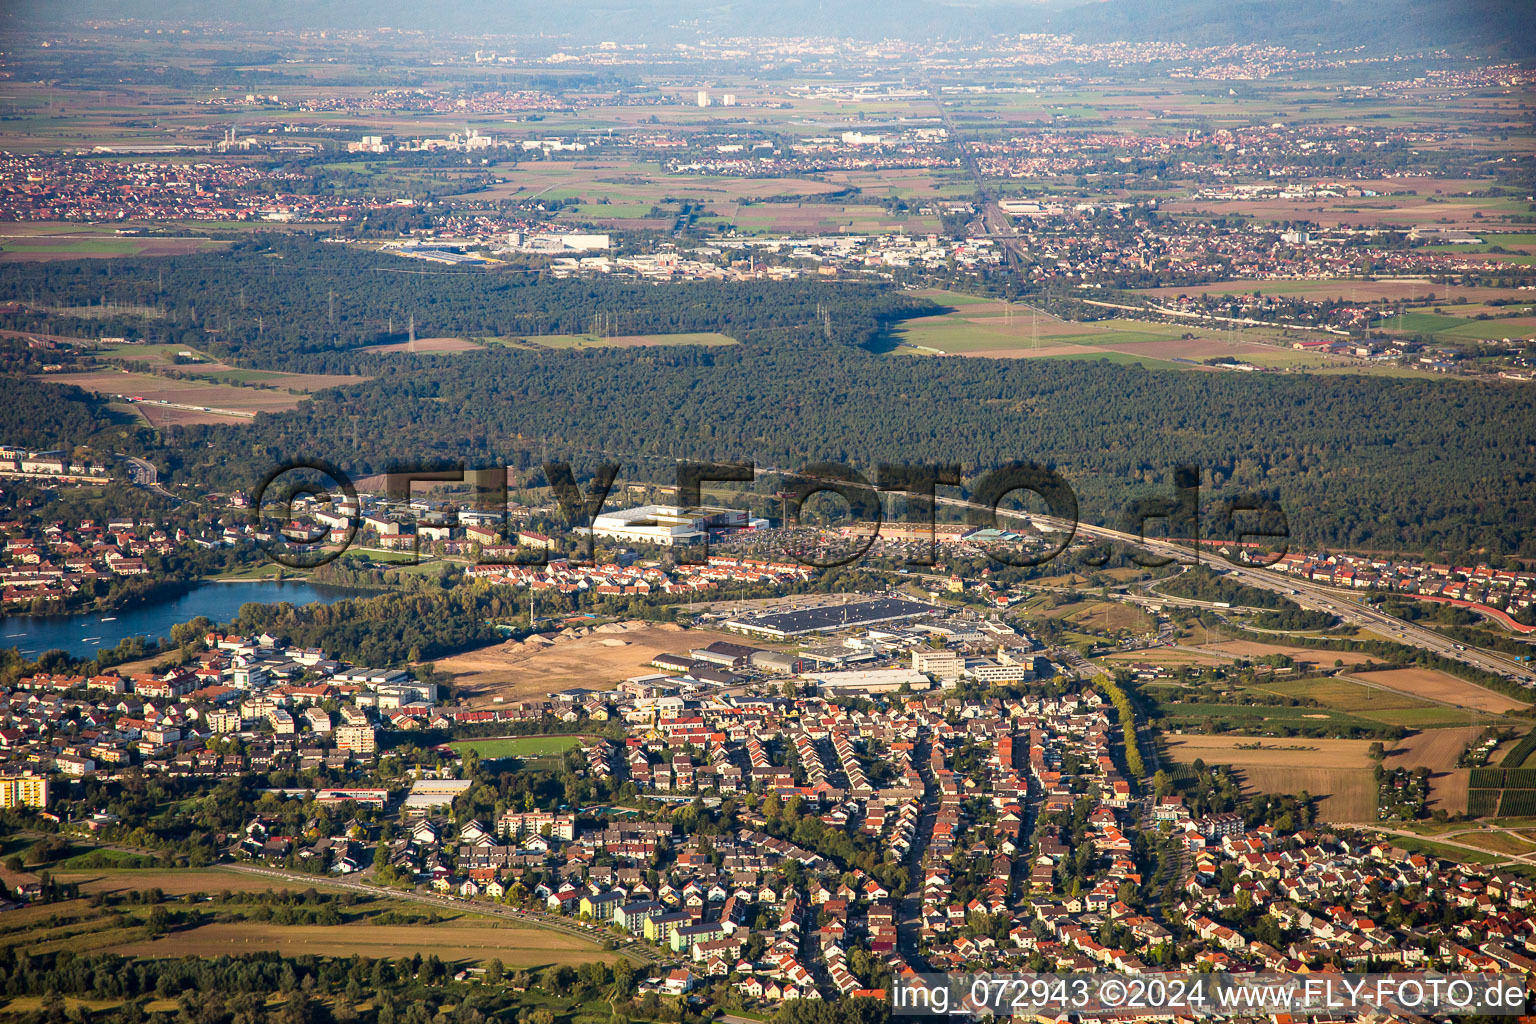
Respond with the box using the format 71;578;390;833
147;905;173;937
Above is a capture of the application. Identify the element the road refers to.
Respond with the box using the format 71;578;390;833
926;82;1026;271
921;492;1536;688
1346;824;1536;868
116;453;180;502
896;737;938;968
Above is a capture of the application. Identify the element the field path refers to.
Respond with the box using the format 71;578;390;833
223;864;664;967
1347;825;1536;867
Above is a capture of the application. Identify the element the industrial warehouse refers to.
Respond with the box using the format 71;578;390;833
722;596;937;638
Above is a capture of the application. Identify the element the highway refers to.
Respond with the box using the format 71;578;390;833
915;492;1536;688
116;453;181;502
749;462;1535;689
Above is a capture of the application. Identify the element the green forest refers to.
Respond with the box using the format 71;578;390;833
6;239;1536;561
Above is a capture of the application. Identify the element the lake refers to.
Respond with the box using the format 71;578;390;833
0;580;367;659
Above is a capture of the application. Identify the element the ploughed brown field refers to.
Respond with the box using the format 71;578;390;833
1195;639;1383;670
364;336;482;353
1349;668;1530;714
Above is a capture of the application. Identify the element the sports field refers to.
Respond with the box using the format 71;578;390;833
448;736;585;759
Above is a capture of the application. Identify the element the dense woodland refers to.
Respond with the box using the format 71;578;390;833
5;240;1536;561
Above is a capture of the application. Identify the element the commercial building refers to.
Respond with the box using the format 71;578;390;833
590;505;747;547
803;668;932;695
912;648;964;682
724;597;935;638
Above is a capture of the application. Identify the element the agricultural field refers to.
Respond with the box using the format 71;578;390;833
1163;192;1529;230
888;290;1291;366
1346;667;1530;715
1371;307;1536;343
1159;734;1379;821
1193;639;1384;671
5;862;357;898
1100;647;1231;668
0;884;610;967
92;344;369;392
363;336;484;354
0;226;227;262
1151;697;1403;737
1054;601;1156;633
109;921;610;966
1245;676;1489;729
696;202;942;236
41;365;366;425
449;159;843;209
1135;279;1536;304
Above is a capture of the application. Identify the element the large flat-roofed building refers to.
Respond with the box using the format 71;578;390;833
804;668;932;695
724;597;936;639
589;505;747;547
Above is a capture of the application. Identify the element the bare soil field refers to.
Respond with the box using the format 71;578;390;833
104;921;611;966
1162;734;1378;821
364;336;482;353
1196;640;1383;670
47;370;303;413
439;621;748;703
1239;767;1377;822
134;404;254;427
1163;734;1377;769
1383;726;1491;816
1350;668;1528;714
1101;647;1230;667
